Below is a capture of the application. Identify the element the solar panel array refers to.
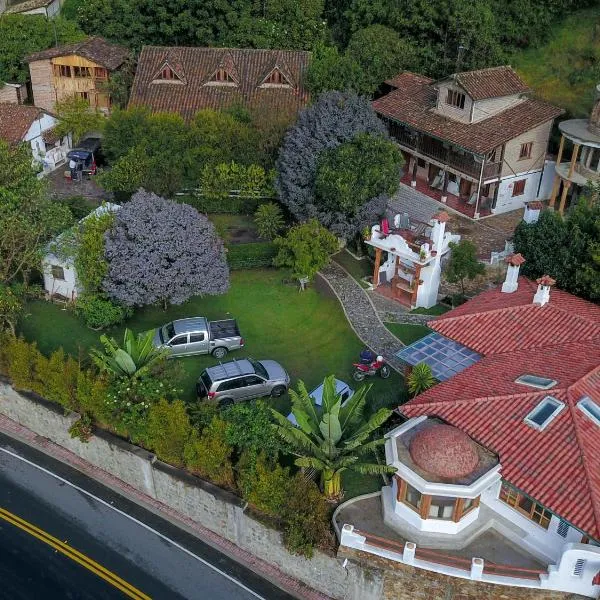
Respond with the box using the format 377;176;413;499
396;332;481;381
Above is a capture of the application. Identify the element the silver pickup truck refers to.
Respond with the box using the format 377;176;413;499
152;317;244;359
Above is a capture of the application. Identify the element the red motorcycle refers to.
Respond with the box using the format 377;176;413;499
352;355;391;381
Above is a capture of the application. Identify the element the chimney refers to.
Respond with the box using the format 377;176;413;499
502;253;525;293
533;275;556;306
431;211;449;254
589;83;600;135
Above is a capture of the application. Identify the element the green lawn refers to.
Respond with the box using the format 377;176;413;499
208;213;259;244
332;250;373;289
410;304;451;316
19;270;404;418
385;323;431;345
513;6;600;117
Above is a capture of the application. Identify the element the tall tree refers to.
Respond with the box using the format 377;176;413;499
444;240;485;297
271;375;396;500
0;142;72;284
103;190;229;307
276;91;392;238
54;95;106;145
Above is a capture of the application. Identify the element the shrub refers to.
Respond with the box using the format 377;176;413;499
186;400;219;431
407;363;436;397
69;414;93;443
236;452;290;515
145;399;192;466
75;294;131;329
77;370;112;424
5;336;38;390
184;417;235;487
254;203;285;240
178;194;262;215
37;348;79;409
0;283;25;335
201;162;272;200
226;242;277;270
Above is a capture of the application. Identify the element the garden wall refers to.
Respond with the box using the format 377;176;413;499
0;382;382;600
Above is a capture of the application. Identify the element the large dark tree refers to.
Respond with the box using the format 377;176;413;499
276;91;398;238
103;190;229;307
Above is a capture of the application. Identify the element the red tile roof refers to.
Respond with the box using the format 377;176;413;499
128;46;311;121
0;103;43;145
449;66;530;101
401;280;600;538
26;37;128;71
373;72;563;154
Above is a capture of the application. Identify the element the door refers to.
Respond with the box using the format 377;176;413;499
186;332;209;356
459;177;472;198
168;334;189;356
241;375;269;400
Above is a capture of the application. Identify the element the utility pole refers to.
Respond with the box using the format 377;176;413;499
456;44;467;73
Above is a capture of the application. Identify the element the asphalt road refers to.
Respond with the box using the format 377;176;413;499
0;432;296;600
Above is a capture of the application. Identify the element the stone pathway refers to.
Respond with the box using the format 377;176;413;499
318;262;405;372
368;292;431;325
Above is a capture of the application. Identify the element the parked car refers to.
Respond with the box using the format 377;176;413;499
287;379;354;425
197;358;290;407
66;137;104;178
152;317;244;359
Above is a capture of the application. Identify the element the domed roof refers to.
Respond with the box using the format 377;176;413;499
409;424;479;479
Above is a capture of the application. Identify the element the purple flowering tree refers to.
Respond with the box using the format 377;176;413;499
103;190;229;307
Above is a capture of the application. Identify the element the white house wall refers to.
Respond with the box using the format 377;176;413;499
42;256;77;299
493;170;543;214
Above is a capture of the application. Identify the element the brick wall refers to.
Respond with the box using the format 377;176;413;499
29;60;56;112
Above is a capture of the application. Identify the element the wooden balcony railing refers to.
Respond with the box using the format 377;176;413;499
388;121;501;180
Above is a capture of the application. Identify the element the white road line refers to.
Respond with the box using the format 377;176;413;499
0;445;267;600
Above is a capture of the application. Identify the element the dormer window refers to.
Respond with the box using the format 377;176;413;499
446;89;466;109
151;62;185;85
524;396;564;430
160;66;176;80
261;68;292;88
211;68;235;83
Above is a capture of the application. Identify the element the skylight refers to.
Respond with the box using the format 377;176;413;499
515;374;557;390
524;396;564;430
577;397;600;427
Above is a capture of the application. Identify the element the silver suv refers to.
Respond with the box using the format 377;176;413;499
197;359;290;407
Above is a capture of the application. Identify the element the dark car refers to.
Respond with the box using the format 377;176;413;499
67;137;104;177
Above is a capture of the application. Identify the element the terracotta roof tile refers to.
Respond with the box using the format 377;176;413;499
0;103;43;145
26;37;128;71
373;72;563;154
401;280;600;538
128;46;311;121
451;66;530;101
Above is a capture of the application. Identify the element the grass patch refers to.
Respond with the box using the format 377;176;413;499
332;250;373;288
385;323;431;345
513;6;600;117
208;213;259;244
410;304;451;316
19;270;404;411
343;470;383;500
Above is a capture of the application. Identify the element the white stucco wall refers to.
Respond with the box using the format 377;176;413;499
42;254;78;299
493;170;543;215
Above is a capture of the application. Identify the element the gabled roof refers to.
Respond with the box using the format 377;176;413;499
129;46;311;120
373;71;563;154
26;37;128;71
438;66;530;101
0;103;44;144
400;280;600;539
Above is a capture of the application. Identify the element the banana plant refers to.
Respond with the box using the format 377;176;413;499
271;375;396;501
90;328;168;379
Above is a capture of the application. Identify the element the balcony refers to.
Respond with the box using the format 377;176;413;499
555;161;600;186
388;122;501;181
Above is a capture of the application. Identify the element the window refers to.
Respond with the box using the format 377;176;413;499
263;69;290;86
515;375;557;390
55;64;71;77
519;142;533;160
217;378;244;392
524;396;565;430
94;67;108;79
160;66;176;80
417;158;426;168
189;333;205;343
461;496;479;516
78;91;89;101
51;265;65;280
573;559;586;577
500;483;552;529
402;482;423;513
169;335;188;346
557;520;569;538
577;397;600;426
210;68;235;83
244;376;263;386
73;66;91;78
512;179;526;197
428;496;455;520
445;89;466;109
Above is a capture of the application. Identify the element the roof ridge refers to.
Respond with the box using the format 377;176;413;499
430;301;537;326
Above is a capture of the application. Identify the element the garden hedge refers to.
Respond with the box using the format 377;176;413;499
226;242;277;270
177;194;270;215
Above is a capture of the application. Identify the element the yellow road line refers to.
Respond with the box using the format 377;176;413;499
0;507;151;600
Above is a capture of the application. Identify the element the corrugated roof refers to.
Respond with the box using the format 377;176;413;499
26;37;128;71
0;103;43;144
128;46;311;121
400;280;600;539
373;72;563;154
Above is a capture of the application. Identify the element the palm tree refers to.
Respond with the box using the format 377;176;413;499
271;375;396;501
407;363;436;397
90;328;167;379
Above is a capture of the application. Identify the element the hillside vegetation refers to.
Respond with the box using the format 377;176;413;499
514;7;600;117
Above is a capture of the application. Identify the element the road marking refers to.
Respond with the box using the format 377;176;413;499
0;446;267;600
0;507;151;599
